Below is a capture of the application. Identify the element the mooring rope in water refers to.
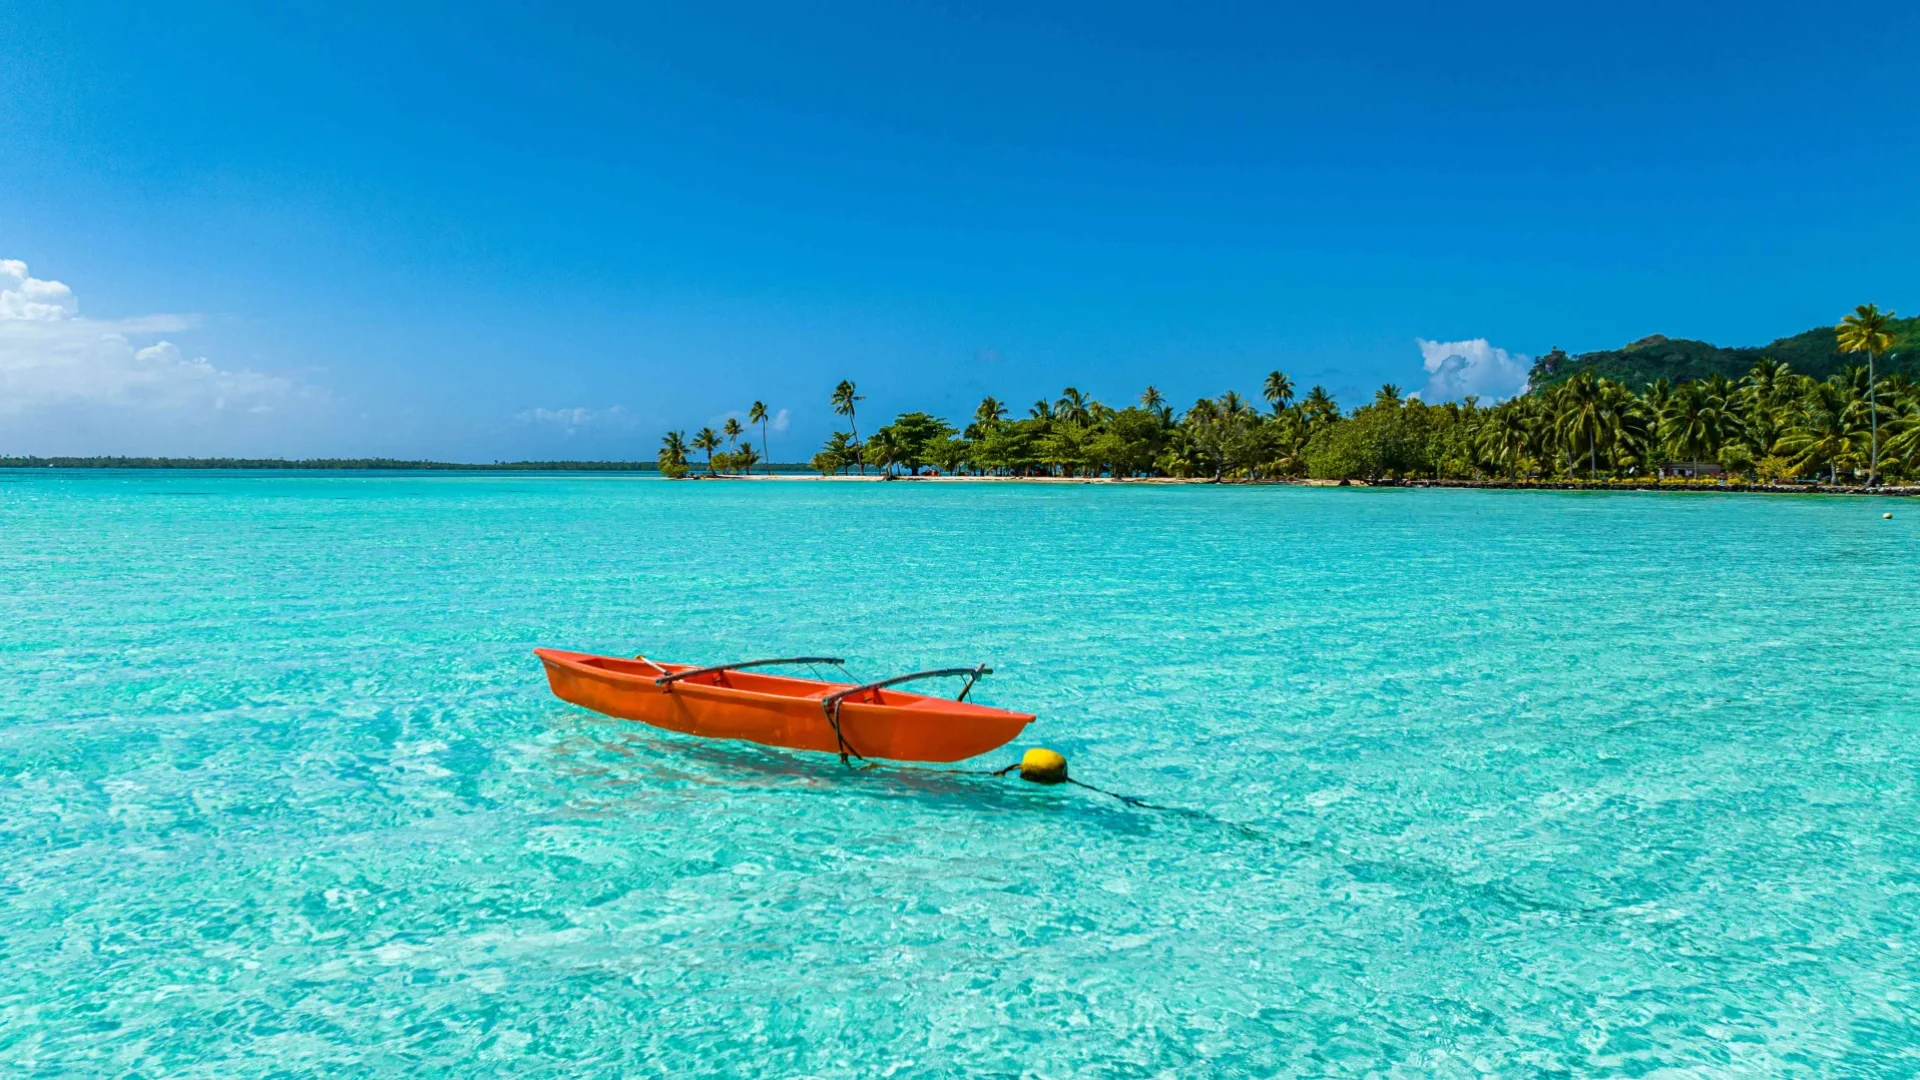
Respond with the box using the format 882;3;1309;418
830;743;1164;809
985;747;1163;809
1066;778;1160;810
792;664;1158;808
1001;770;1160;809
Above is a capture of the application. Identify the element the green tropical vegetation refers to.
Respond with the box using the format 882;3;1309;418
1837;304;1894;485
782;305;1917;486
657;430;690;478
831;380;864;474
1527;312;1920;390
691;427;721;476
652;410;779;477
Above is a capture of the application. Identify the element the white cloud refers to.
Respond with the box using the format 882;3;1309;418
770;407;790;432
0;258;313;424
515;405;631;436
1;260;79;320
1413;338;1531;404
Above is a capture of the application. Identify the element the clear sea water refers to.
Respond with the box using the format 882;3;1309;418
4;471;1918;1078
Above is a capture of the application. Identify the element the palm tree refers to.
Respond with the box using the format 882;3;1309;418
1837;303;1895;485
748;401;771;475
816;430;856;475
1730;360;1791;462
1709;371;1738;404
1657;381;1730;466
866;428;902;475
832;380;864;473
1262;370;1295;414
1056;387;1092;426
1373;384;1403;408
1556;372;1605;479
974;396;1007;430
1742;358;1791;408
1644;378;1672;418
1268;409;1311;477
1140;386;1165;410
660;429;688;462
1301;386;1339;429
1183;398;1227;479
722;417;742;451
1479;403;1531;479
658;430;689;476
1599;380;1651;474
1030;399;1054;421
692;427;721;476
1779;381;1867;483
1881;394;1920;475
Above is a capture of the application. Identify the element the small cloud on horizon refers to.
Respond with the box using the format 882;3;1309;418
1412;338;1530;403
515;405;631;436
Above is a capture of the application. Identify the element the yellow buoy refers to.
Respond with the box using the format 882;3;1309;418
1885;512;1894;519
1017;747;1069;785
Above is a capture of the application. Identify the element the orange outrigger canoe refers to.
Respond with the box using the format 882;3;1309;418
534;649;1035;763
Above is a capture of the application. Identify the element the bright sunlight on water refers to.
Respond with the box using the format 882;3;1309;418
4;472;1918;1077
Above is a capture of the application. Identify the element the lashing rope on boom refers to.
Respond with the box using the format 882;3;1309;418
818;665;990;766
820;683;865;766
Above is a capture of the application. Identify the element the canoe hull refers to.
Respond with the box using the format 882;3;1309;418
534;649;1033;763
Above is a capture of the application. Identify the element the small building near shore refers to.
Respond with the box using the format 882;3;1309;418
1658;461;1724;479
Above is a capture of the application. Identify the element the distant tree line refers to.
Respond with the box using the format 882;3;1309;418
694;303;1915;485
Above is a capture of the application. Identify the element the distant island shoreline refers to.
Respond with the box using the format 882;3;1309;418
6;458;1914;496
676;473;1920;495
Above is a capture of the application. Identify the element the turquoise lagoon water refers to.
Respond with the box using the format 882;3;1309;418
4;471;1919;1077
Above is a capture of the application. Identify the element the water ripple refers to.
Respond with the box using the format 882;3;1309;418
3;473;1918;1076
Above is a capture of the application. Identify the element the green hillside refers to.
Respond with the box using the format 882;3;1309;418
1528;315;1920;391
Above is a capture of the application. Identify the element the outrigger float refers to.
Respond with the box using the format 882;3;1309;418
534;650;1036;765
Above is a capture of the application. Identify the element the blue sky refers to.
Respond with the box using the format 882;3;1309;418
3;1;1916;459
